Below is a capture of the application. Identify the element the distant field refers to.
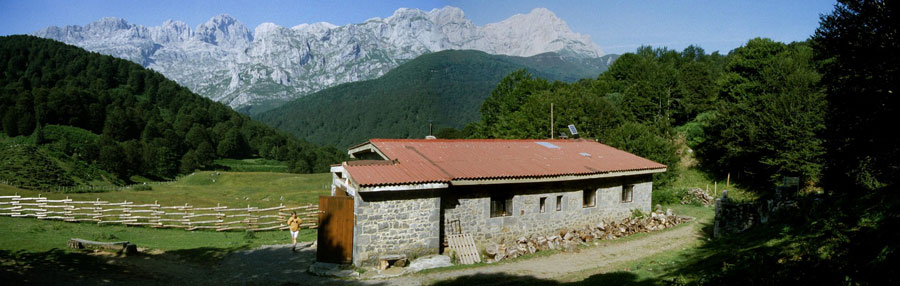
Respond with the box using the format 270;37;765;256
213;158;289;173
0;171;332;207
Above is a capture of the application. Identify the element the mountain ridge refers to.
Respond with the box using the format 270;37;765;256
254;49;617;148
34;6;607;112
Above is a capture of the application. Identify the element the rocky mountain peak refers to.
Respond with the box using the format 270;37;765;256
86;17;132;33
429;6;467;25
34;6;607;111
195;14;253;48
152;19;192;43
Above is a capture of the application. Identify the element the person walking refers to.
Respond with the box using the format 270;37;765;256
287;211;302;251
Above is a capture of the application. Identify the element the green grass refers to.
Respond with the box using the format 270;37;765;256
653;168;756;206
213;158;289;172
0;171;332;208
0;215;318;284
0;171;329;283
0;216;317;254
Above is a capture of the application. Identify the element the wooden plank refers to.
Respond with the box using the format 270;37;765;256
67;201;110;204
106;201;134;206
251;206;284;212
184;219;224;225
161;212;193;216
448;233;481;264
37;199;72;203
97;219;137;224
183;213;224;218
15;203;46;207
152;218;190;222
191;206;226;211
42;205;74;209
247;225;282;231
99;208;131;212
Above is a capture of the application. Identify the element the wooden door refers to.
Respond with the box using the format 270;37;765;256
316;195;354;264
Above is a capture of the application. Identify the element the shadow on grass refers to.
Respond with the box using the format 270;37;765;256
668;188;900;285
1;245;391;286
0;248;136;285
167;245;252;266
431;271;660;286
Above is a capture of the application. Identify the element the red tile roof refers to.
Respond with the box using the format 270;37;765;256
343;139;667;187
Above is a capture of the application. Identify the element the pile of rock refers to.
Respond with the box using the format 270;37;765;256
483;210;692;263
682;187;715;205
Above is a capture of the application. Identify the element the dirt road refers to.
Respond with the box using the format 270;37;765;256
387;219;704;285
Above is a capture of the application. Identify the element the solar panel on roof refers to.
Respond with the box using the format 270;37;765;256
568;124;578;135
579;152;591;157
536;142;561;149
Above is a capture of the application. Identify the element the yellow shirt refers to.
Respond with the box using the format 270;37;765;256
287;217;302;231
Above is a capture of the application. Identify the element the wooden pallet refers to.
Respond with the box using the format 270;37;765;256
447;233;481;264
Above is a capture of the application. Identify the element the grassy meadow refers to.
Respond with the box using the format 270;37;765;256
0;171;332;208
1;170;329;251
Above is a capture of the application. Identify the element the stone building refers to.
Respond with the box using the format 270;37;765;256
328;139;666;266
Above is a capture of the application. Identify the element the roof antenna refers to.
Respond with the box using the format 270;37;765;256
426;120;436;139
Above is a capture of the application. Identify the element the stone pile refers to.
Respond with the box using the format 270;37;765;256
483;209;692;263
682;187;715;205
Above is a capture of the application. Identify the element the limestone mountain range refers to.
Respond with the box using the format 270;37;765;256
35;6;607;112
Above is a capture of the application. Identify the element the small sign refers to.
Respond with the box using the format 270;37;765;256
568;124;578;135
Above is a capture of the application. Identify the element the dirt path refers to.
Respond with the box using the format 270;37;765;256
387;218;705;285
63;218;703;285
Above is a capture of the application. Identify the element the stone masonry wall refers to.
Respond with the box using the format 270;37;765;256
443;175;653;245
352;190;440;266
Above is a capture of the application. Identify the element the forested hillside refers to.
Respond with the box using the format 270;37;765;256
0;36;344;189
469;40;825;191
254;50;616;148
470;0;899;283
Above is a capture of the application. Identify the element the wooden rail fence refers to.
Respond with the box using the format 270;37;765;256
0;194;318;232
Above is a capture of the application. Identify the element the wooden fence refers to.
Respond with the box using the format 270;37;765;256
0;194;318;231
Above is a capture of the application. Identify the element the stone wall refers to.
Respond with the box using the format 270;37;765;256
347;175;654;266
353;190;441;266
443;175;653;245
713;188;798;238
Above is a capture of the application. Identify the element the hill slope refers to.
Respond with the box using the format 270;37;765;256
0;36;343;189
255;50;616;148
35;7;609;112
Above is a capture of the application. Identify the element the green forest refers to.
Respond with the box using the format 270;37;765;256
455;0;896;283
463;38;823;192
0;36;345;189
254;50;615;148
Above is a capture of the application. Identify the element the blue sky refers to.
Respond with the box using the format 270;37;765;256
0;0;837;55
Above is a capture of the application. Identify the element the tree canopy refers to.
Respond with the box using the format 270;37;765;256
0;35;345;187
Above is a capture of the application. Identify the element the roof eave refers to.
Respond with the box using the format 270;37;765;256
450;168;667;186
357;182;449;192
